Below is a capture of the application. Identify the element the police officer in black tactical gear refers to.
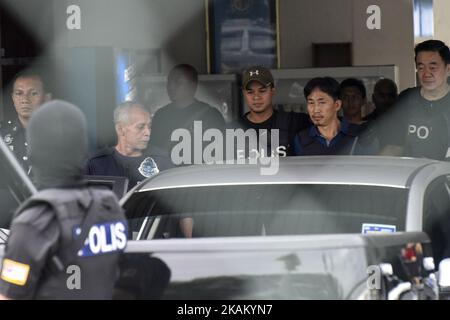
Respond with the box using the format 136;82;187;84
0;70;51;174
0;100;128;300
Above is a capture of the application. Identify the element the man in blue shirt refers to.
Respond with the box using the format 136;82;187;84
294;77;377;156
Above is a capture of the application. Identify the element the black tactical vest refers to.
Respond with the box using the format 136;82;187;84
16;187;127;299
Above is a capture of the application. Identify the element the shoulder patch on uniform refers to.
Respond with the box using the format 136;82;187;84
1;259;30;286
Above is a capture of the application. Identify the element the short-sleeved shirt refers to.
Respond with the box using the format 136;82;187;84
85;147;167;189
365;93;409;151
149;99;226;164
368;87;450;159
400;88;450;160
238;109;311;157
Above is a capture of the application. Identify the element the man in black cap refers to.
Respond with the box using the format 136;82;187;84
0;100;127;299
238;65;310;157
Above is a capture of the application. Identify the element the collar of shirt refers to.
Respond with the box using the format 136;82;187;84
308;120;352;147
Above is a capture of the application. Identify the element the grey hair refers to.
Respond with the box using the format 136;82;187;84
113;101;149;125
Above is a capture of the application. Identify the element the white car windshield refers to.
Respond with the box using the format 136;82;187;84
125;184;408;239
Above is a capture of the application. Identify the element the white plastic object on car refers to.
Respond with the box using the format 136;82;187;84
438;258;450;288
423;257;435;271
380;263;393;276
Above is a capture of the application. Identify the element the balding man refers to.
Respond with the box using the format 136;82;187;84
85;101;170;189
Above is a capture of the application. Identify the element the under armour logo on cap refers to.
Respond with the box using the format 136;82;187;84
242;65;274;90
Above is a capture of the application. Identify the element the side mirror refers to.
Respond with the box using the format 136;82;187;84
438;258;450;299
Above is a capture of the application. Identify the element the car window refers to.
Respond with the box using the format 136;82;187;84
125;184;408;239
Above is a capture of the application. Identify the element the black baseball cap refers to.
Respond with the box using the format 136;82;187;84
242;66;274;90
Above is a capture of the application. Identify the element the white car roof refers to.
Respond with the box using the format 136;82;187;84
137;156;449;192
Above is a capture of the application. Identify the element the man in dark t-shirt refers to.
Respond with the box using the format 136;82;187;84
85;102;169;189
237;65;310;157
364;78;398;123
400;87;450;160
148;64;225;166
380;40;450;160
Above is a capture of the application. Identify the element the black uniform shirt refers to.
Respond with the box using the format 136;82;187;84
85;147;168;190
149;99;226;164
0;117;30;173
402;88;450;160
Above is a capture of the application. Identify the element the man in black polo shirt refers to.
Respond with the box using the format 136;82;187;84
148;64;225;165
238;65;310;157
383;40;450;160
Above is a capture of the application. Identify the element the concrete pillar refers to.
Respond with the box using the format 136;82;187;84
352;0;416;91
434;0;450;47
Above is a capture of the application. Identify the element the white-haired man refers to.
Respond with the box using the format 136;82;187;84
85;101;170;189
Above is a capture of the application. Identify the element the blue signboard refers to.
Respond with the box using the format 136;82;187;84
362;223;397;235
208;0;278;74
115;50;137;104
